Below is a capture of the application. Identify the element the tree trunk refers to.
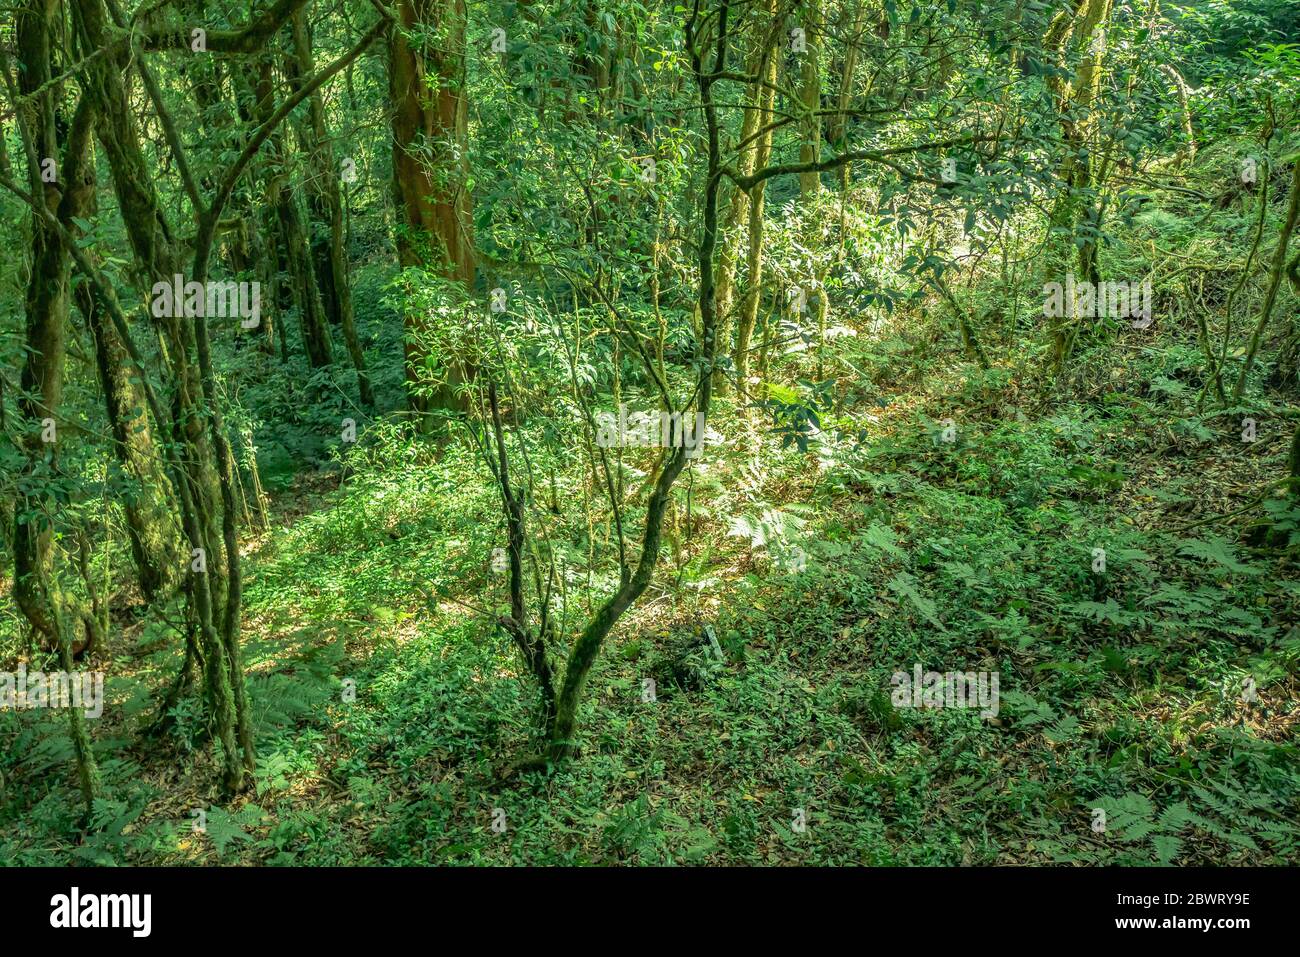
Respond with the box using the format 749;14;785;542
78;282;183;603
713;24;776;362
256;58;334;368
550;3;724;758
1048;0;1113;366
289;9;373;405
797;0;822;201
1232;159;1300;401
388;0;475;419
11;2;101;657
734;33;778;390
73;0;248;792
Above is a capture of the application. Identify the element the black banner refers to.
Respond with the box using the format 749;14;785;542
0;866;1289;943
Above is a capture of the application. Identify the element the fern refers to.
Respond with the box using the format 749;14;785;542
1151;834;1182;864
1175;535;1262;577
204;804;266;859
886;571;945;629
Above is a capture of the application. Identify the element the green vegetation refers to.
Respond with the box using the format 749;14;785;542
1;0;1298;866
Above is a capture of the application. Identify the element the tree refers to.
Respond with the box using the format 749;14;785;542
389;0;476;419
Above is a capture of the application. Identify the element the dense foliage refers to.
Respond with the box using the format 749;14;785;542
1;0;1298;865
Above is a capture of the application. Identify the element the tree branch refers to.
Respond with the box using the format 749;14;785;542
725;133;1000;191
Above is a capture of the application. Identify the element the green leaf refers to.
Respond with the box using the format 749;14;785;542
1176;535;1262;576
886;572;944;629
1151;834;1182;865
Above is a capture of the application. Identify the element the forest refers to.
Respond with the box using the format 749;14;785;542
0;0;1297;869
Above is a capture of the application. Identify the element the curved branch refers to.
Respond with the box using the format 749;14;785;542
725;133;1000;191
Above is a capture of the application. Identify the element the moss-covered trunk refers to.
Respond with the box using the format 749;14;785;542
79;282;183;603
11;1;100;657
289;9;372;404
388;0;475;418
256;58;333;369
549;1;725;759
73;0;248;792
733;19;777;390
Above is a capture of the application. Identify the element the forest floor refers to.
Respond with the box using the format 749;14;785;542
5;284;1299;864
